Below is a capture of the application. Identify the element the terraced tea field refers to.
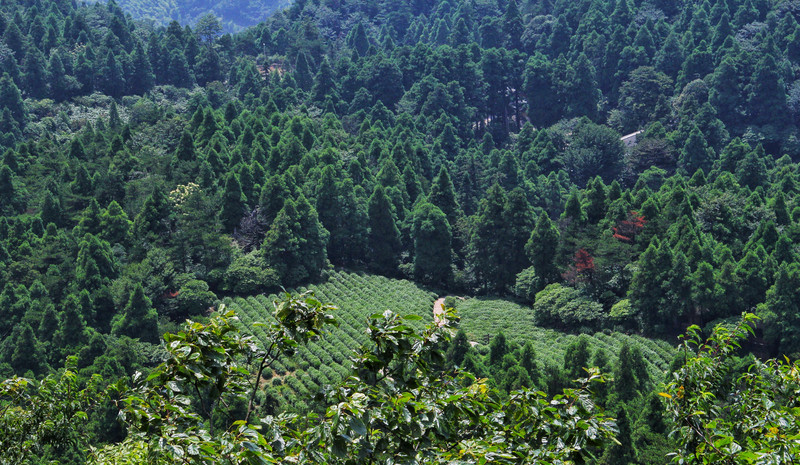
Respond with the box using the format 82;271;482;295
456;297;677;380
223;271;437;410
224;271;676;409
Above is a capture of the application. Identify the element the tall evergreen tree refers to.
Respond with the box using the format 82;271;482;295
758;263;800;355
75;198;103;237
680;125;715;174
258;174;290;227
195;46;222;87
566;54;600;120
133;185;171;243
293;194;330;279
502;0;523;50
348;22;369;56
561;189;584;223
168;50;194;88
368;185;402;276
614;342;640;402
600;407;635;465
311;57;337;103
47;53;75;101
655;32;685;78
174;130;196;161
502;188;534;286
316;168;368;267
0;165;21;214
563;335;592;381
747;54;788;128
100;50;125;99
629;239;671;333
709;57;742;128
109;102;122;130
40;190;62;227
76;233;117;291
262;196;329;286
6;323;44;375
736;144;768;189
53;303;87;350
585;177;607;224
446;329;470;367
100;200;132;245
470;184;508;292
428;165;462;228
3;22;25;60
294;52;313;92
525;213;561;286
111;284;159;344
220;173;247;232
489;332;508;366
412;202;452;285
23;47;48;98
129;41;155;94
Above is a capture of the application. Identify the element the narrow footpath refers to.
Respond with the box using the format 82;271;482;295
433;297;478;346
433;297;446;326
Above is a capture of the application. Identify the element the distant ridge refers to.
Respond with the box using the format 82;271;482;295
87;0;290;31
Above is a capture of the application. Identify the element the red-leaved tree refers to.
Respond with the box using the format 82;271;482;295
612;211;646;242
575;249;595;274
563;249;595;285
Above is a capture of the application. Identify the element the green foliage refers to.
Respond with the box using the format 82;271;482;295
561;119;624;185
757;263;800;356
0;0;799;458
617;66;673;133
412;202;452;285
663;314;800;463
0;73;24;130
220;173;247;232
428;165;462;227
110;284;159;344
225;271;437;403
261;195;329;287
225;251;279;295
0;360;103;464
93;292;616;464
367;185;401;276
173;279;217;319
533;283;604;329
525;213;560;287
514;266;541;302
455;297;675;381
563;335;591;381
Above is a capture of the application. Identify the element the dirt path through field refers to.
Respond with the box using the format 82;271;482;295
433;297;447;326
433;297;478;346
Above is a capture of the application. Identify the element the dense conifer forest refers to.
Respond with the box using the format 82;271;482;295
3;0;800;462
85;0;289;32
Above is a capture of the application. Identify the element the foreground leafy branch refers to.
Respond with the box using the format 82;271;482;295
663;313;800;464
0;358;103;465
4;293;617;464
316;308;617;464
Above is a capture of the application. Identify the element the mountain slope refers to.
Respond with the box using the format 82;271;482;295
92;0;289;31
226;271;675;411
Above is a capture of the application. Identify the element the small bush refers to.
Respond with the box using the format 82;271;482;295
128;98;162;127
514;266;542;303
533;284;604;330
225;252;280;295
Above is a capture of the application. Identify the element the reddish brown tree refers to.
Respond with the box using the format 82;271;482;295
612;211;646;242
563;248;596;285
575;249;595;274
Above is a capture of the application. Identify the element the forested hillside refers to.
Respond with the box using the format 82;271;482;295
86;0;289;32
2;0;800;462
